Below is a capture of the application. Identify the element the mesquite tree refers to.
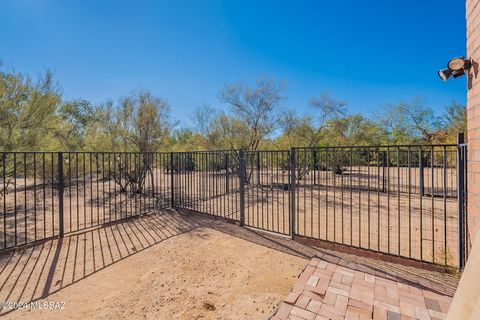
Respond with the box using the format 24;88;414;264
280;92;346;181
219;77;285;151
96;91;171;194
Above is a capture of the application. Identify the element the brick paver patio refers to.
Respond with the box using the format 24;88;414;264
271;256;453;320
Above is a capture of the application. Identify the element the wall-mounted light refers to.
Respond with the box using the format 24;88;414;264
438;56;471;81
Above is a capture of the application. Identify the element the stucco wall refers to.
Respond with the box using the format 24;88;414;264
467;0;480;241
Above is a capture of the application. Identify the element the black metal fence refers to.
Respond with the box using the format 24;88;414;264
292;145;460;267
172;150;241;220
243;150;292;234
0;141;468;269
0;152;172;249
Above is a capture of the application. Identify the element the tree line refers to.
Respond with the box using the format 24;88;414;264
0;70;466;153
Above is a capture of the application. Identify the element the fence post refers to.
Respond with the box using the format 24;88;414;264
57;152;65;238
290;148;296;239
170;152;175;208
457;132;465;270
239;149;246;226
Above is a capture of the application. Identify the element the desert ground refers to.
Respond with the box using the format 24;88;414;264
0;208;460;319
0;210;307;320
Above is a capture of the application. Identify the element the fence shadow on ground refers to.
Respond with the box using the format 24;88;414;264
193;210;459;297
0;209;201;316
0;208;459;317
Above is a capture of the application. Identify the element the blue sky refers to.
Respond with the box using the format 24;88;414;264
0;0;467;125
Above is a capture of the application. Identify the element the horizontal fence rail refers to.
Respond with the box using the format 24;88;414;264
0;141;468;269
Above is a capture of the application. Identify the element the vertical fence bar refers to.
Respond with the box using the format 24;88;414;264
58;152;65;238
290;148;296;239
464;145;469;260
376;148;380;251
386;147;390;253
431;146;435;262
419;147;423;261
457;133;465;270
3;153;6;249
239;150;245;226
420;150;425;197
13;153;17;245
225;153;229;194
397;147;401;255
170;152;175;208
23;153;27;244
443;146;447;266
407;147;412;258
382;152;386;193
33;153;37;241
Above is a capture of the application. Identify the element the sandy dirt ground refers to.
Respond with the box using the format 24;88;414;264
0;210;306;320
178;180;459;266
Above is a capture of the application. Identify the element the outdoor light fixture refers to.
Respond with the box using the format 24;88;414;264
438;68;452;81
438;56;471;81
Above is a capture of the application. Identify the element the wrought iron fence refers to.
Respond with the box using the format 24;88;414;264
243;150;292;235
292;145;460;267
0;140;468;269
171;150;241;220
0;152;172;249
